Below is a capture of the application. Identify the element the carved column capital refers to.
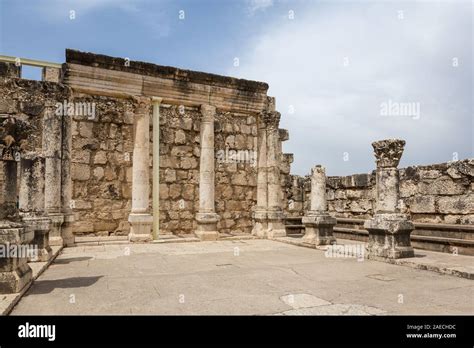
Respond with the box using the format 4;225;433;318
262;111;281;130
132;96;152;115
371;139;405;168
200;104;216;122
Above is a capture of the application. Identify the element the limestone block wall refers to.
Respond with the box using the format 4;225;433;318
69;99;260;236
70;94;135;236
285;160;474;224
214;112;258;234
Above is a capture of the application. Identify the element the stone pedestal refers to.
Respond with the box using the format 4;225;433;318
302;214;336;245
364;214;414;259
128;214;153;242
0;221;33;294
195;105;220;241
364;139;414;259
22;216;52;262
129;97;153;242
302;165;336;245
61;213;75;247
195;213;220;241
48;213;65;246
266;210;286;239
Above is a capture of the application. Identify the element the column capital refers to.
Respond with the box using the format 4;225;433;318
262;111;281;130
132;95;152;114
266;96;276;112
371;139;405;168
200;104;216;121
311;164;325;177
151;96;163;105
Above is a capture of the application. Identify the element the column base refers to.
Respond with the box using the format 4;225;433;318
0;259;33;294
61;213;76;247
266;211;286;239
47;213;65;246
251;211;268;238
0;223;33;294
128;213;153;242
251;210;286;239
302;213;337;246
195;213;220;241
22;216;53;262
364;214;415;259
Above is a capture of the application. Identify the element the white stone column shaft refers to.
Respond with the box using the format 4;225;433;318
152;97;162;240
128;96;153;242
42;101;64;246
195;104;219;241
310;165;327;212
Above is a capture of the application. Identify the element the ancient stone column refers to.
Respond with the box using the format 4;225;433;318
302;165;336;245
195;104;220;241
43;100;64;246
364;139;415;259
251;112;269;238
128;96;153;242
61;105;75;246
19;154;52;262
0;154;33;293
264;111;286;239
3;161;18;220
151;97;163;240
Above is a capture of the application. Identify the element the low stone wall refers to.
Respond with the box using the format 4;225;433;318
285;160;474;225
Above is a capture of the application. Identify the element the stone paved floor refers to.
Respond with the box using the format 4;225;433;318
11;240;474;315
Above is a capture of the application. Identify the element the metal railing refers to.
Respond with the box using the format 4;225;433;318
0;55;62;69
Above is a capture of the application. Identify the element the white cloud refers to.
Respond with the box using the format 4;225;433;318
247;0;274;15
232;1;473;176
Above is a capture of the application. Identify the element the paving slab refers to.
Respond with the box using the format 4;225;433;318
275;236;474;280
9;240;474;315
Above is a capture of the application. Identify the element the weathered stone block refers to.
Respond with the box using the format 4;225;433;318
418;176;466;195
71;163;91;181
438;195;474;214
407;196;436;213
94;151;107;164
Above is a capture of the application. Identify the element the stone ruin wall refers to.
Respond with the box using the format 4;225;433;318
285;159;474;225
68;94;260;237
0;77;71;214
0;53;269;237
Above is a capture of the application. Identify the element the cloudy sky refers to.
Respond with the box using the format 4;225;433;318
1;0;472;175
